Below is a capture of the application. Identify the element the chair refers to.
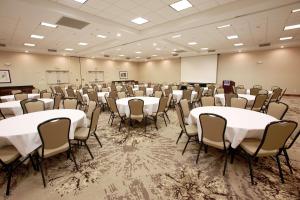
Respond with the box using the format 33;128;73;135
231;97;248;109
37;118;78;187
0;108;15;118
88;91;99;103
216;88;224;94
32;88;40;94
150;96;168;129
205;85;215;96
266;102;288;120
277;88;286;102
117;91;126;99
82;87;88;94
201;96;215;107
0;145;21;195
20;99;33;114
76;91;87;110
258;89;268;95
164;94;172;122
225;93;238;107
270;88;282;102
127;86;134;97
139;86;147;96
134;90;144;97
250;88;260;96
271;86;280;91
182;90;192;102
66;89;76;98
197;113;229;175
14;93;28;101
239;120;297;184
175;104;198;155
74;106;102;158
101;88;109;92
236;85;244;89
86;101;97;120
154;91;163;98
54;86;65;98
180;99;190;123
108;91;118;99
53;95;62;109
164;88;172;97
24;100;45;113
128;99;147;132
106;97;126;131
63;98;78;109
40;92;52;98
192;88;203;107
11;90;22;95
236;88;246;94
251;94;268;112
282;130;300;174
253;85;262;89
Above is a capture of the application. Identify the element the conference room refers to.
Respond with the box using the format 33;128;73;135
0;0;299;199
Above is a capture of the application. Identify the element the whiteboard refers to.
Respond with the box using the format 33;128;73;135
181;55;218;83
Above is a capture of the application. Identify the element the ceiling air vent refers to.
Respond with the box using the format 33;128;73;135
208;49;216;53
259;43;271;47
104;55;110;58
56;16;89;29
172;53;179;56
0;43;6;47
48;49;57;52
146;57;151;59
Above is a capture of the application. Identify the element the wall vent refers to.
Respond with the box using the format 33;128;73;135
48;49;57;52
56;16;89;29
104;55;110;57
208;49;216;53
259;43;271;47
0;43;6;47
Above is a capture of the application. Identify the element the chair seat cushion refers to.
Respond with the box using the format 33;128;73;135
185;124;198;136
130;114;144;122
203;138;230;150
0;145;20;164
38;143;69;158
74;127;89;140
240;138;278;157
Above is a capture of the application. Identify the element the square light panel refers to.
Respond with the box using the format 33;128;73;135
131;17;149;25
234;43;244;46
24;43;35;47
279;36;293;41
40;22;57;28
170;0;192;11
73;0;88;3
31;34;44;39
227;35;238;40
284;24;300;30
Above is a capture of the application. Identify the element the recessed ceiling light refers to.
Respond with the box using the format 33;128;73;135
64;48;74;51
136;57;141;59
217;24;231;29
119;55;125;57
30;34;44;39
116;33;122;37
97;34;107;38
188;42;197;45
279;36;293;41
73;0;88;3
170;0;192;11
234;43;244;46
227;35;238;40
78;42;88;46
156;48;161;51
135;51;142;54
152;55;157;57
292;8;300;13
153;43;157;46
25;50;29;53
24;43;35;47
284;24;300;30
201;48;208;51
280;46;284;48
131;17;149;25
40;22;57;28
172;34;181;38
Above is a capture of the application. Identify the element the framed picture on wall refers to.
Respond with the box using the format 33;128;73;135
0;70;11;83
119;71;128;79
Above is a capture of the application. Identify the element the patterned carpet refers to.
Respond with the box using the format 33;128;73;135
0;96;300;199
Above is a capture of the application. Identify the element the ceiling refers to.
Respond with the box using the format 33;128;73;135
0;0;300;61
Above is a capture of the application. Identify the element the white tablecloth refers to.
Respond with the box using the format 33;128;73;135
0;98;54;115
0;93;40;102
246;89;272;95
116;97;159;117
133;88;153;96
215;94;256;106
172;90;197;103
0;109;87;156
187;106;278;148
83;92;109;103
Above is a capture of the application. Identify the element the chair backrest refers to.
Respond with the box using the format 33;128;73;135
175;104;186;132
139;86;146;95
89;106;101;134
106;97;120;115
179;99;190;118
236;85;244;89
76;91;84;103
88;91;98;102
109;91;118;99
134;90;144;97
253;85;262;89
24;100;45;113
250;88;260;96
207;85;215;96
0;108;15;118
54;86;65;97
164;88;171;97
271;86;280;91
101;88;109;92
251;94;268;111
157;96;168;113
37;118;71;157
63;98;78;109
225;93;238;107
216;88;224;94
154;91;163;98
199;113;227;145
32;88;39;94
231;97;248;109
127;86;134;96
258;89;268;95
11;90;22;95
253;120;297;156
128;99;144;118
171;85;178;90
270;88;282;101
41;92;52;98
236;88;246;94
277;88;286;101
20;99;32;114
267;102;288;120
82;87;88;94
53;95;62;109
66;89;76;97
86;101;97;119
201;96;215;106
182;90;192;101
14;93;28;101
117;91;126;99
166;94;173;110
111;84;117;91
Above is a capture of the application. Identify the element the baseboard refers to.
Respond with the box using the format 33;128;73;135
284;94;300;97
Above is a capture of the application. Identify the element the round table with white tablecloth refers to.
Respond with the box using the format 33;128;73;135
83;92;109;103
116;97;159;117
187;106;278;148
215;94;256;106
0;93;40;102
246;89;272;95
0;98;54;115
133;88;154;96
172;90;197;103
0;109;87;156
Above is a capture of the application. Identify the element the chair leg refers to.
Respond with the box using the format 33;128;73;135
118;119;123;132
176;130;183;144
110;115;115;126
182;137;190;155
230;148;235;164
6;165;12;196
223;150;228;176
94;132;102;147
84;142;94;159
144;117;147;133
276;155;285;183
29;154;37;171
248;156;254;185
69;149;79;171
154;117;158;130
196;142;203;164
108;113;112;124
165;111;170;123
283;149;293;174
38;158;46;187
204;145;208;153
162;115;167;127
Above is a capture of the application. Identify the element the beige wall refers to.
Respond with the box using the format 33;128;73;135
137;58;181;83
217;47;300;94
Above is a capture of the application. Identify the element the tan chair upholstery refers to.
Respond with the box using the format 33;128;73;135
129;99;144;122
24;100;45;113
134;90;144;97
109;91;118;99
37;118;78;187
0;108;15;118
53;95;62;109
54;86;65;98
66;88;76;98
63;98;78;109
250;88;260;96
201;96;215;107
151;96;168;129
251;94;268;112
154;91;162;98
236;88;246;94
86;101;97;119
236;85;244;89
20;99;32;114
139;86;147;96
88;91;99;103
127;86;134;97
270;88;282;102
225;93;238;107
180;99;190;123
182;90;192;102
101;88;109;92
14;93;28;101
253;85;262;89
240;120;297;184
32;89;39;94
11;90;22;95
117;91;126;99
76;91;87;110
197;113;229;175
40;92;52;98
216;88;224;94
231;97;248;109
106;97;126;131
267;102;288;120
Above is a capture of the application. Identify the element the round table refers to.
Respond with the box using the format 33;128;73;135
116;97;159;117
187;106;278;148
133;88;153;96
0;93;40;102
83;92;109;103
0;109;87;156
215;94;256;106
0;98;54;115
172;90;197;103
